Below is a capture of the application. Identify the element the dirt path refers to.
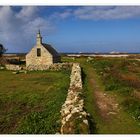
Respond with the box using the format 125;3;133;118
79;60;140;133
87;66;119;120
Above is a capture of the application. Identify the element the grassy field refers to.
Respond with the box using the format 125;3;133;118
62;56;140;134
0;70;70;134
1;56;140;134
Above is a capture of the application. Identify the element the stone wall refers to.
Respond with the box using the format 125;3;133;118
26;63;73;71
4;63;72;71
60;63;89;134
5;64;22;71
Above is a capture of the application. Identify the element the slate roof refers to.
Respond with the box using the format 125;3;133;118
42;43;60;56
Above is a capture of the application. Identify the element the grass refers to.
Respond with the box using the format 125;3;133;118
1;56;140;134
62;56;140;134
88;57;140;133
0;70;70;134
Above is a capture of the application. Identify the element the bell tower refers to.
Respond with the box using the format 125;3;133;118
36;29;42;45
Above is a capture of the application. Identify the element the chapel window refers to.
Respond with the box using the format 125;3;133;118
37;48;41;57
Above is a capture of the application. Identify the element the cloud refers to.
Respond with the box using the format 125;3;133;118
58;10;72;19
45;6;140;21
0;6;55;52
16;6;39;21
1;6;140;53
74;6;140;20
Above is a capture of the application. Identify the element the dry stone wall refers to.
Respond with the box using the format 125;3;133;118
5;64;22;71
5;63;73;71
26;63;73;71
60;63;89;134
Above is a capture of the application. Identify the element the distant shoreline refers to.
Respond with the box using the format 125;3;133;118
4;52;140;56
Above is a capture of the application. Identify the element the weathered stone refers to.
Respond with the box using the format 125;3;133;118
107;111;117;115
63;109;71;116
60;63;89;134
5;64;22;71
26;31;60;67
0;66;5;70
83;120;88;125
12;71;19;74
65;114;72;122
81;112;88;117
26;63;72;71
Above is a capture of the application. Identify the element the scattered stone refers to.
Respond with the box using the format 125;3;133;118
107;111;117;115
12;71;19;74
0;66;5;70
83;119;88;125
24;71;27;74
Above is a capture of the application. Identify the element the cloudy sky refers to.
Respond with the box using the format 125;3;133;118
0;6;140;53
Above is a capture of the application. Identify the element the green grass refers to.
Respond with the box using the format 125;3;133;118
62;56;140;134
88;57;140;133
91;58;140;93
0;70;70;134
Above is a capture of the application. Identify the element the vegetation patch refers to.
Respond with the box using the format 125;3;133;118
62;56;140;134
90;58;140;96
89;57;140;132
0;70;70;134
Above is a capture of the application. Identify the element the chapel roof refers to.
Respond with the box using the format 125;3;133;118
42;43;60;56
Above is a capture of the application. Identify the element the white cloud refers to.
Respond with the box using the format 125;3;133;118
1;6;140;52
58;10;72;19
0;6;55;52
46;6;140;21
74;6;140;20
16;6;39;21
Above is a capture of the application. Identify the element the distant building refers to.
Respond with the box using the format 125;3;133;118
26;30;61;67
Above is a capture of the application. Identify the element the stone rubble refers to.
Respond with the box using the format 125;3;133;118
60;63;89;134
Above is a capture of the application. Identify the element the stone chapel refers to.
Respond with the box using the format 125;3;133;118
26;30;61;67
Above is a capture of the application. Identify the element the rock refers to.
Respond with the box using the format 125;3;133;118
107;112;117;115
83;120;88;125
64;109;70;115
66;114;72;122
0;66;5;70
71;108;79;114
19;70;27;74
81;112;88;117
12;71;19;74
24;71;27;74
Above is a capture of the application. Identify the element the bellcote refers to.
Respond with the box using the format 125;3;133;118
36;30;42;45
